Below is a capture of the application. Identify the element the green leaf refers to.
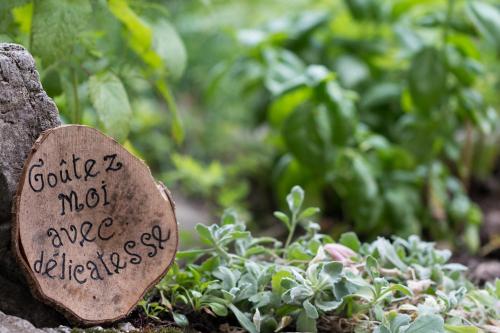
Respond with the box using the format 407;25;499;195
89;72;132;142
314;297;342;312
296;309;317;333
264;49;305;96
374;238;408;271
466;1;500;51
445;325;480;333
384;185;421;236
299;207;320;220
365;255;380;280
272;271;293;294
209;302;228;316
151;18;187;80
389;313;411;333
269;87;312;126
11;2;32;34
321;262;343;282
221;209;239;225
195;224;214;245
333;151;382;230
286;243;312;260
287;186;304;214
213;266;240;290
280;277;298;291
344;0;384;21
288;286;314;302
108;0;161;69
339;232;361;252
221;290;235;302
285;11;329;41
31;0;91;64
324;81;358;147
199;256;220;272
408;47;446;112
303;299;319;319
360;82;401;109
282;106;332;168
385;284;413;297
228;304;259;333
248;291;273;308
405;314;444;333
334;55;369;88
172;312;189;327
463;224;480;253
1;0;27;34
274;211;291;229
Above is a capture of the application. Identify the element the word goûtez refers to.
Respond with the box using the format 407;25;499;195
28;153;123;215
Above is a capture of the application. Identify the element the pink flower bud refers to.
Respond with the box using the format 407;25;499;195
324;243;357;263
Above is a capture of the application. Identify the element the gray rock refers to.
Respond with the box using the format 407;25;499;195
0;43;63;327
472;260;500;284
116;322;136;332
0;43;60;224
42;326;71;333
0;312;139;333
0;310;45;333
55;323;136;333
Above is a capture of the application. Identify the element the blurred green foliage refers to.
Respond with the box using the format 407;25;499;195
1;0;185;150
168;0;500;249
2;0;500;250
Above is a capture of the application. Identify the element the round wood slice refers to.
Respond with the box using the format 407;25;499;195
12;125;178;325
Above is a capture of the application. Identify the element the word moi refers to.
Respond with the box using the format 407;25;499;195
35;222;171;285
28;154;123;215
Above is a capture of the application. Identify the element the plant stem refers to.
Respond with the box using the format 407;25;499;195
284;213;297;248
177;248;215;255
71;68;81;124
28;0;36;51
461;121;474;189
442;0;454;48
154;78;184;143
214;243;231;261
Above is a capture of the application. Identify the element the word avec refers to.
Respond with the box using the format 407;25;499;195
34;224;171;285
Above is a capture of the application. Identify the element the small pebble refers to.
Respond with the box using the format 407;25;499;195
117;322;136;332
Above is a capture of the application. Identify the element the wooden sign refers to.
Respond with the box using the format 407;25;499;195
12;125;178;325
